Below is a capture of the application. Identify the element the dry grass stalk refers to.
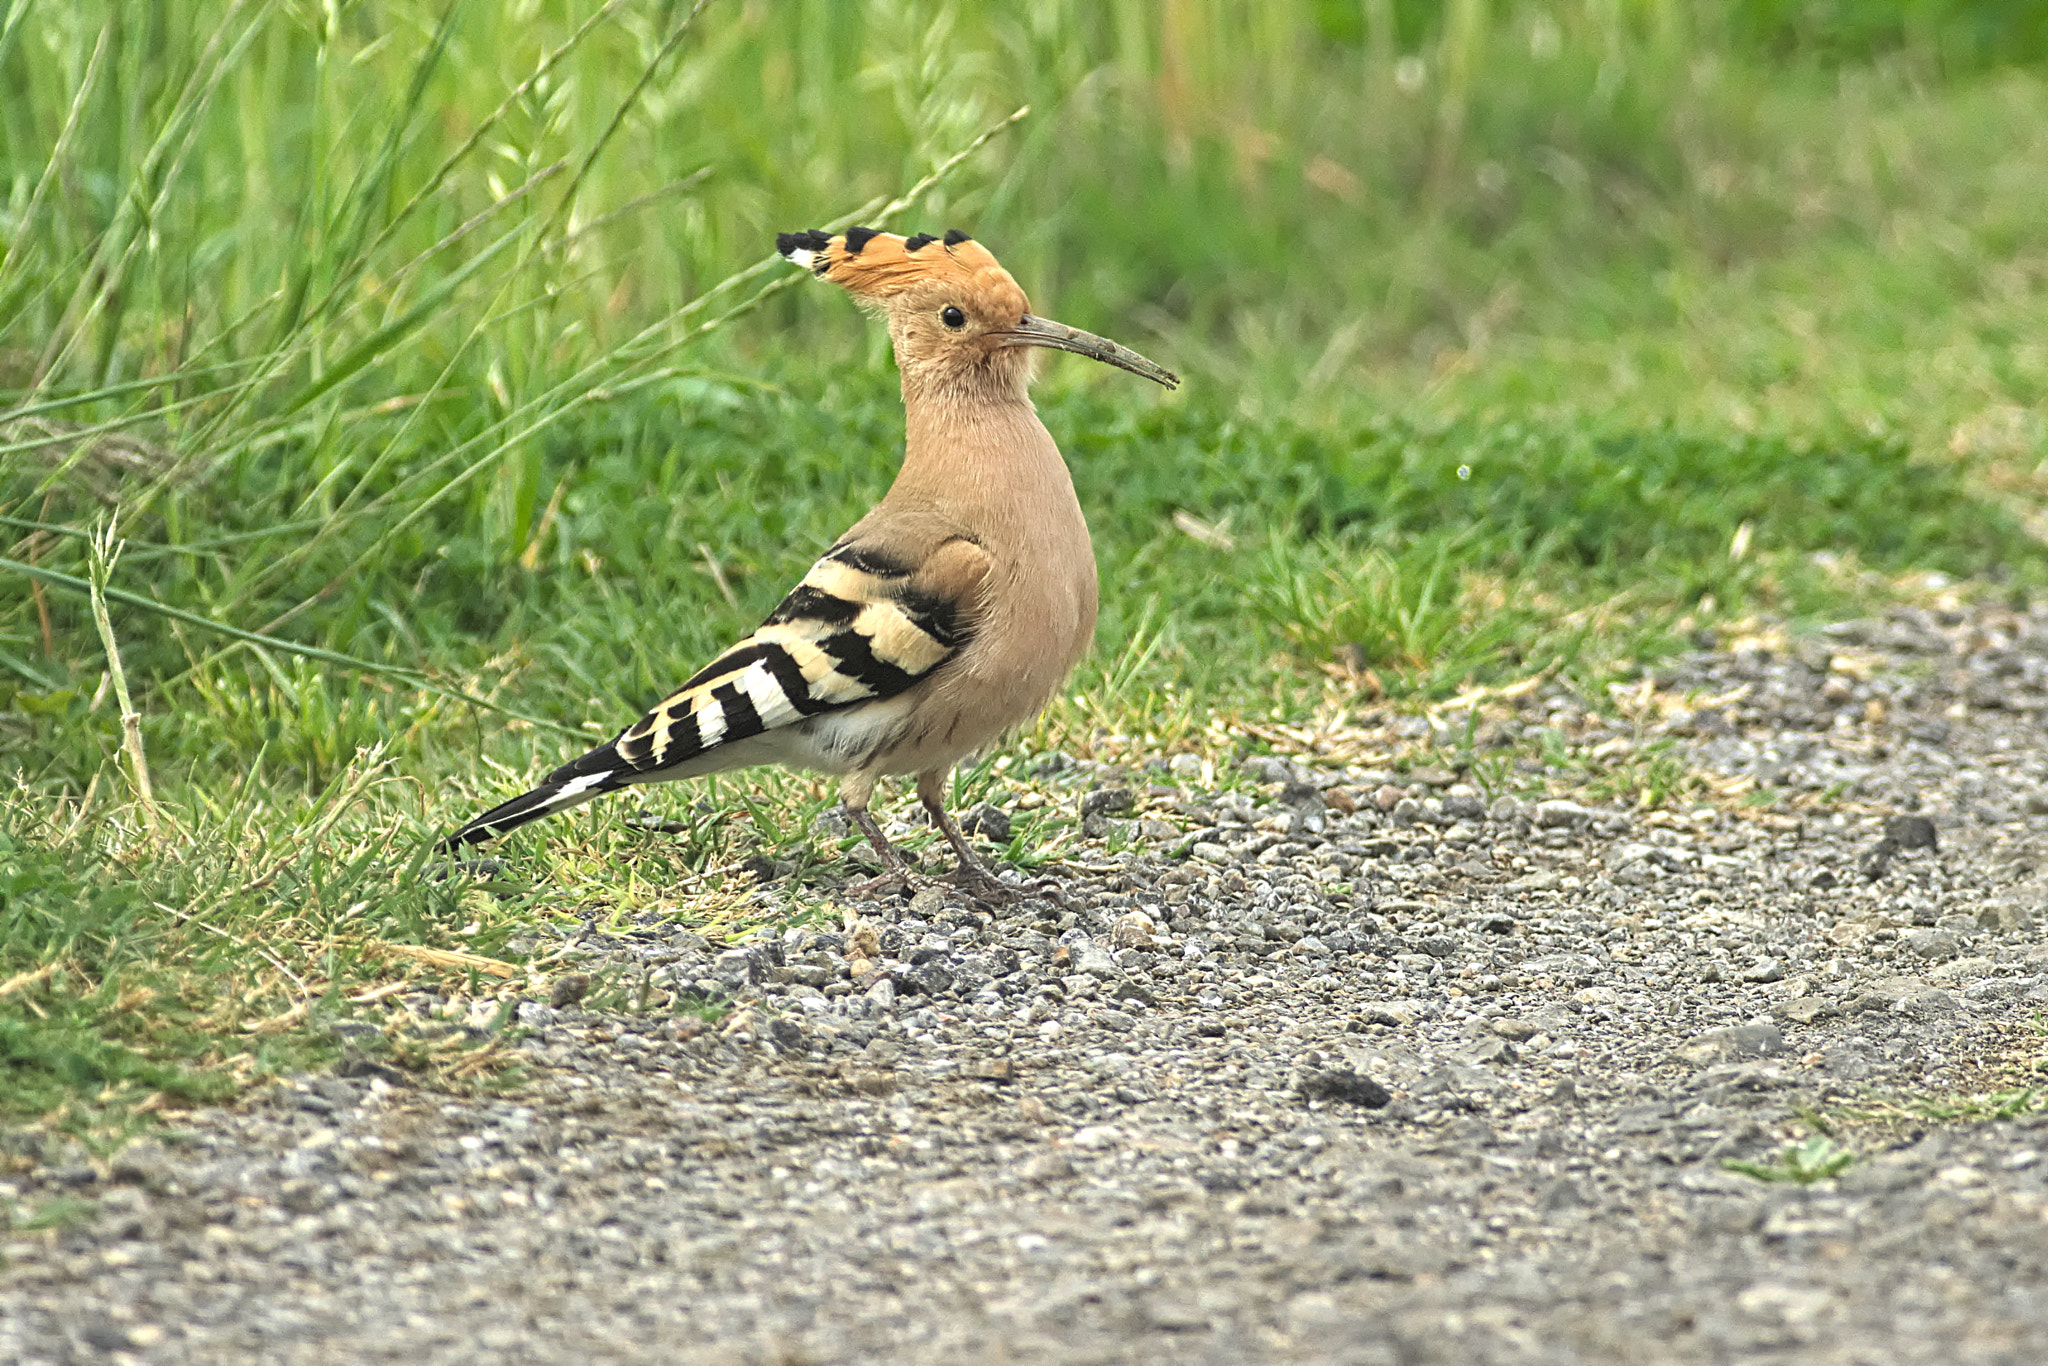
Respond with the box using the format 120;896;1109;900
86;522;158;833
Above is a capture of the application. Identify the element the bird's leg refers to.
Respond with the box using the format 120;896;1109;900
849;806;911;875
916;769;1011;900
840;773;917;899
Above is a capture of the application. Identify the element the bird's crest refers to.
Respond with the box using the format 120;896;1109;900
777;227;1028;314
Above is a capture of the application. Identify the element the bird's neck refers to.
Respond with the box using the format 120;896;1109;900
891;364;1075;522
898;389;1061;490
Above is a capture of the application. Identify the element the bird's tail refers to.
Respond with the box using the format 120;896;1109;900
442;740;638;850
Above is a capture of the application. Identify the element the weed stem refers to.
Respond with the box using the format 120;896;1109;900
87;523;159;833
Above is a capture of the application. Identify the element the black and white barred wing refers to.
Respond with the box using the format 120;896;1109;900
442;541;975;847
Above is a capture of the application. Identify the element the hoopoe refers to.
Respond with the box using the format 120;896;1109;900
444;228;1177;886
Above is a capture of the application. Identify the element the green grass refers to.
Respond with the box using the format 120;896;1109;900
1724;1134;1860;1185
4;1;2048;1130
1824;1020;2048;1141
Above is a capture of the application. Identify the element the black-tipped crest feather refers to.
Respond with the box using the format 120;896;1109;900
776;229;831;256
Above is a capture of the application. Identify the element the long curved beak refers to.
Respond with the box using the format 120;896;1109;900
1002;314;1179;389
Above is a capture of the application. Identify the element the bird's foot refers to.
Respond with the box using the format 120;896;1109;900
940;861;1019;905
1011;868;1081;908
839;847;1058;909
941;857;1082;908
841;867;921;903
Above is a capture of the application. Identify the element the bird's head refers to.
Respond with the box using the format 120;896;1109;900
777;227;1177;399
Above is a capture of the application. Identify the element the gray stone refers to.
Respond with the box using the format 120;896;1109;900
1081;786;1136;818
1885;814;1939;850
961;803;1013;844
1297;1069;1391;1108
1897;986;1958;1017
1539;1177;1592;1211
1068;941;1123;980
1465;1036;1517;1065
1671;1022;1785;1066
1771;996;1839;1024
1279;780;1326;812
714;948;764;985
549;972;593;1008
1534;799;1594;829
1977;894;2038;933
1242;756;1295;784
903;959;955;996
1443;785;1487;819
1857;975;1934;1009
1905;929;1961;960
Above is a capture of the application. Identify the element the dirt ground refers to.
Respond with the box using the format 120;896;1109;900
7;600;2048;1365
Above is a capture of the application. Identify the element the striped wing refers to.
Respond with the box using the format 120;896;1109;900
611;540;965;772
443;540;971;846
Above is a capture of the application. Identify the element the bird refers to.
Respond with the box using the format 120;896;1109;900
444;226;1177;890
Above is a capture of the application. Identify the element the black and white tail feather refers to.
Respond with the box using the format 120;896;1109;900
441;540;968;849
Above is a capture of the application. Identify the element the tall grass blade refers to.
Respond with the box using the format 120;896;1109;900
0;555;588;740
0;15;110;303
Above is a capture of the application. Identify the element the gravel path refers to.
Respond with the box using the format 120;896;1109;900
9;600;2048;1365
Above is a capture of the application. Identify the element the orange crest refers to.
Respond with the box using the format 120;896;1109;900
777;227;1029;315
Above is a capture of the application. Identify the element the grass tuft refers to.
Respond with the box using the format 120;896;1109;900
1724;1134;1860;1185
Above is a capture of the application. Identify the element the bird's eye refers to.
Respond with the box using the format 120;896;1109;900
940;305;966;330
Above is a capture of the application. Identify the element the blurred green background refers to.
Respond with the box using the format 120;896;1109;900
4;0;2048;805
6;0;2048;1124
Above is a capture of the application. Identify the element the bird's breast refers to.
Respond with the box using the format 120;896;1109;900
923;496;1098;755
865;404;1102;773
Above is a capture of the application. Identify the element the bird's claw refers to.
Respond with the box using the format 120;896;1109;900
940;863;1018;905
842;868;919;902
839;838;1061;910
